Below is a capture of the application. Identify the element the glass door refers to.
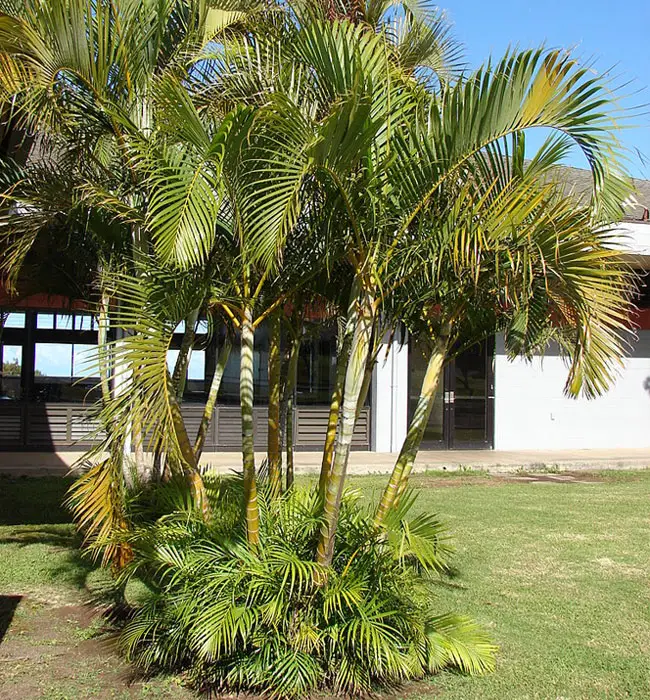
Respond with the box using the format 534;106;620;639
408;341;445;448
408;339;493;449
450;340;493;448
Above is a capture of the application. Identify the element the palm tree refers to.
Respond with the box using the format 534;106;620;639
375;137;634;523
1;0;634;572
247;20;632;563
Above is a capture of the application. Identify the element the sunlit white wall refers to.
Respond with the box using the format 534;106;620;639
493;331;650;450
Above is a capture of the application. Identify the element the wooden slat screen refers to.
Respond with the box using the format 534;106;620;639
295;406;370;450
0;402;371;451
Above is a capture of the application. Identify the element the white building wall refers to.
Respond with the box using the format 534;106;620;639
493;331;650;450
371;334;409;452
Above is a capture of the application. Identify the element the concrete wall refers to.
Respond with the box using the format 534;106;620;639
493;331;650;450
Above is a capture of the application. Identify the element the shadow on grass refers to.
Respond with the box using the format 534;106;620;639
0;476;73;525
0;525;103;594
0;476;119;603
0;594;22;643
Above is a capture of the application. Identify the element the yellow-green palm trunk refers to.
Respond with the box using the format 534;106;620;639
317;336;349;498
317;282;359;498
97;292;111;406
316;293;374;566
240;307;260;548
355;355;375;421
194;335;232;460
172;309;199;400
165;370;210;519
285;332;301;489
374;333;448;526
267;310;282;498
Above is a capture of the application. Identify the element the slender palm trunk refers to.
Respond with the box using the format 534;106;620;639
165;370;210;519
317;282;360;497
374;331;448;526
97;292;111;406
240;306;260;548
316;290;374;566
317;332;350;497
131;377;146;479
172;309;199;400
267;310;282;497
355;353;375;421
194;335;232;461
284;330;301;489
154;312;198;482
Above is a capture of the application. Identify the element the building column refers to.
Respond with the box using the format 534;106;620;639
371;332;409;452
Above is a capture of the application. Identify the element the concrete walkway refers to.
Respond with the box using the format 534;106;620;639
1;448;650;477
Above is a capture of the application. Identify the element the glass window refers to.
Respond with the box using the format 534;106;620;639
75;314;95;331
187;351;205;380
37;313;55;329
296;331;337;405
453;342;489;445
167;349;179;375
0;344;22;399
56;314;73;330
33;343;100;402
72;344;98;378
167;349;207;401
196;320;209;334
1;312;25;329
35;343;72;377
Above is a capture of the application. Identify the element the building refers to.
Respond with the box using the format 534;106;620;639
1;170;650;461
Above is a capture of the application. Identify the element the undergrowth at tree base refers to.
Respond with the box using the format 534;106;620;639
109;476;495;699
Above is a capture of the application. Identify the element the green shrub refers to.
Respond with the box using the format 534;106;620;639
117;477;496;698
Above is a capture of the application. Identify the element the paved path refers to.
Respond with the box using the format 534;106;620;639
1;448;649;477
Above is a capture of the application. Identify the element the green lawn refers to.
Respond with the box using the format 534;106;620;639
1;470;650;699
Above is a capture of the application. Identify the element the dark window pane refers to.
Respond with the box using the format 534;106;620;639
453;342;489;444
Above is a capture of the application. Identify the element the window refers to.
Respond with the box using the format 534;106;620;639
36;312;97;331
37;313;55;329
0;344;22;399
75;314;97;331
296;331;337;405
33;343;99;402
56;314;74;330
1;312;25;329
167;349;207;401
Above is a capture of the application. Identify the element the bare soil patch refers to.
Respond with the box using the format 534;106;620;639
0;597;188;699
498;471;605;484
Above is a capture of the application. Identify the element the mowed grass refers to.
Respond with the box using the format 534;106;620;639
352;470;650;700
2;470;650;699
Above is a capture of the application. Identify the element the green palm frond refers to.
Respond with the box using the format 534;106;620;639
115;480;494;696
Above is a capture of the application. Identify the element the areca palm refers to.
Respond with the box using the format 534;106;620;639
375;139;634;523
0;1;638;695
247;20;631;563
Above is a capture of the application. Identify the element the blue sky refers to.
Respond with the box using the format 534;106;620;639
444;0;650;178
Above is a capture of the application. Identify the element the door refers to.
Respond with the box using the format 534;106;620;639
449;339;494;448
409;339;494;449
